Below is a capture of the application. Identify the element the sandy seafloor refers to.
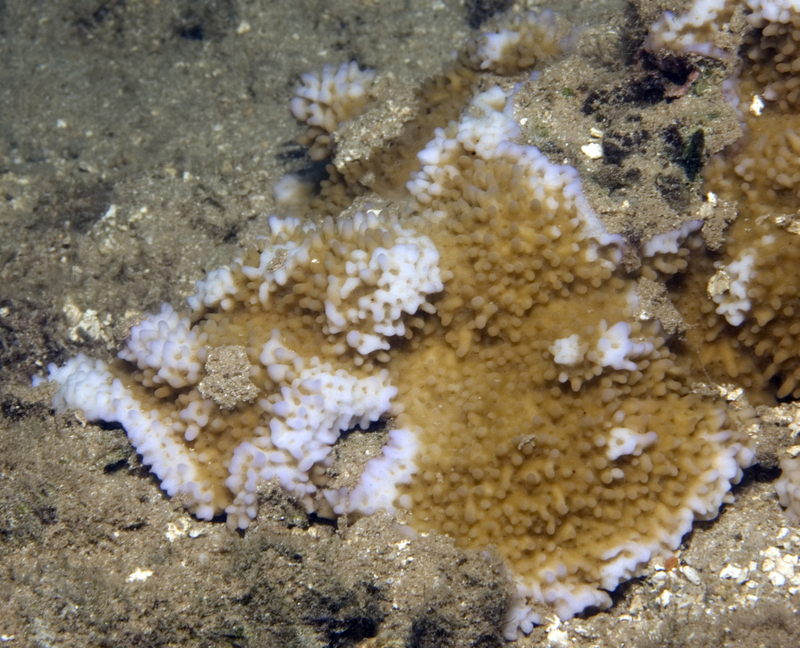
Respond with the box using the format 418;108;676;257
1;0;800;646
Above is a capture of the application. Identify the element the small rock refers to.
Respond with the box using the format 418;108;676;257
680;565;701;585
547;628;569;647
769;571;786;587
720;564;743;580
581;142;603;159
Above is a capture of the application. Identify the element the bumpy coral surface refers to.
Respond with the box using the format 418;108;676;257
51;3;800;638
656;0;800;400
465;8;564;75
46;211;436;526
43;89;755;634
291;61;377;161
283;9;566;215
392;93;752;629
644;0;741;58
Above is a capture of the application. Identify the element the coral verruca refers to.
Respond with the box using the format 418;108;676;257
40;3;800;639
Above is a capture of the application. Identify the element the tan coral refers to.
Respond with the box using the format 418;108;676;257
291;8;564;215
679;3;800;400
46;92;756;628
45;6;766;634
742;6;800;112
313;61;479;214
465;9;565;75
389;95;753;624
290;61;377;161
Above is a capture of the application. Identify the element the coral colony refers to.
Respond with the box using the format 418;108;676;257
38;1;800;639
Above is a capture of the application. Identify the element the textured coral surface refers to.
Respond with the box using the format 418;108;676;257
5;0;800;645
43;27;755;630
